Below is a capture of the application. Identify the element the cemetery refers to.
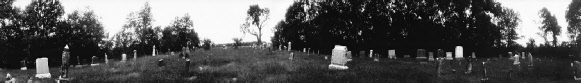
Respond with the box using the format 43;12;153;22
0;46;577;82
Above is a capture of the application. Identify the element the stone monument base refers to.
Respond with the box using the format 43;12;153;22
328;64;348;70
35;73;51;78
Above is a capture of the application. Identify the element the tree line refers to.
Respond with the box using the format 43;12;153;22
0;0;201;68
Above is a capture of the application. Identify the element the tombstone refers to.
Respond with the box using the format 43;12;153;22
289;52;294;60
61;45;70;78
133;50;137;60
158;59;164;67
91;56;98;66
404;55;411;59
288;42;292;51
105;54;109;63
455;46;464;59
465;54;474;74
20;60;27;70
508;52;513;58
528;53;533;66
428;52;435;61
573;61;581;80
329;45;349;70
369;50;374;58
388;50;396;59
416;49;427;59
121;54;127;62
279;45;282;50
521;52;525;59
359;51;365;58
446;52;453;60
513;54;520;65
153;46;156;56
35;58;51;78
437;49;445;58
472;52;476;59
346;51;352;60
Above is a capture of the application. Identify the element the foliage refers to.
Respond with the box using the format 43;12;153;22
241;5;269;45
232;38;243;49
539;7;562;47
201;39;213;50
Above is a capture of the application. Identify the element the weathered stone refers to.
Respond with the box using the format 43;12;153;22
416;49;427;59
455;46;464;59
35;58;51;78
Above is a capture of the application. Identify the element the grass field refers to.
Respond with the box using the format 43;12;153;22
0;48;578;83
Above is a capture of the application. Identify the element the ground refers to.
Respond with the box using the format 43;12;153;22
0;48;578;83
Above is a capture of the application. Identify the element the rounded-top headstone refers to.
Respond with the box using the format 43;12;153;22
455;46;463;58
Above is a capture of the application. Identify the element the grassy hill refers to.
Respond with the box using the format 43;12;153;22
0;47;578;82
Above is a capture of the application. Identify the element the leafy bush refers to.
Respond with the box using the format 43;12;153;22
202;39;213;50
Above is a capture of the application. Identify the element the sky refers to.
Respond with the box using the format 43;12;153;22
496;0;572;46
12;0;575;46
13;0;295;44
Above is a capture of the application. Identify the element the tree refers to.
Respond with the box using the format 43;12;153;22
163;14;199;51
241;5;269;45
539;7;562;47
567;0;581;45
201;39;212;50
63;9;105;62
232;37;243;49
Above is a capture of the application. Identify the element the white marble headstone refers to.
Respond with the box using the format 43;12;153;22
455;46;463;59
331;45;349;66
134;50;137;60
388;50;396;59
513;54;520;65
369;50;374;58
153;46;156;56
288;42;292;51
105;54;109;63
35;58;50;78
122;54;127;62
445;52;453;60
428;52;434;61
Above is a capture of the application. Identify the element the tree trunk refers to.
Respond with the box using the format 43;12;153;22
553;34;558;47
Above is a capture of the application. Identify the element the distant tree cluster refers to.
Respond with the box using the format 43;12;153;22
273;0;522;57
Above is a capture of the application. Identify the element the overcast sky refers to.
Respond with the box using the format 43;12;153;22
13;0;574;45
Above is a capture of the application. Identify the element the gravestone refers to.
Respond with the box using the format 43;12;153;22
359;51;365;58
522;52;525;59
346;51;352;60
61;45;70;78
573;61;581;80
289;52;294;60
528;53;533;66
303;48;307;52
428;52;435;61
508;52;513;58
20;60;27;70
446;52;453;60
455;46;464;59
122;54;127;62
158;59;164;67
330;45;349;70
416;49;427;59
153;46;156;56
369;50;374;58
133;50;137;60
513;54;520;65
91;56;98;66
35;58;51;78
472;52;476;59
288;42;292;51
105;54;108;63
437;49;445;58
279;45;282;50
388;50;396;59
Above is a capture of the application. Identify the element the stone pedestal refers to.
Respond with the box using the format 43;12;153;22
35;58;51;78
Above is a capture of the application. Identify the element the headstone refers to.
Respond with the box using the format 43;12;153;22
303;48;307;52
105;54;108;63
61;45;70;78
513;54;520;65
279;45;282;50
573;61;581;80
158;59;164;67
404;55;411;58
359;51;365;58
416;49;427;59
446;52;453;60
346;51;352;60
288;42;292;51
289;52;294;60
455;46;464;59
153;46;156;56
388;50;396;59
528;53;533;66
472;52;476;59
369;50;374;58
35;58;51;78
122;54;127;62
91;56;98;66
437;49;445;58
20;60;27;70
330;45;349;70
522;52;525;59
428;52;435;61
133;50;137;60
